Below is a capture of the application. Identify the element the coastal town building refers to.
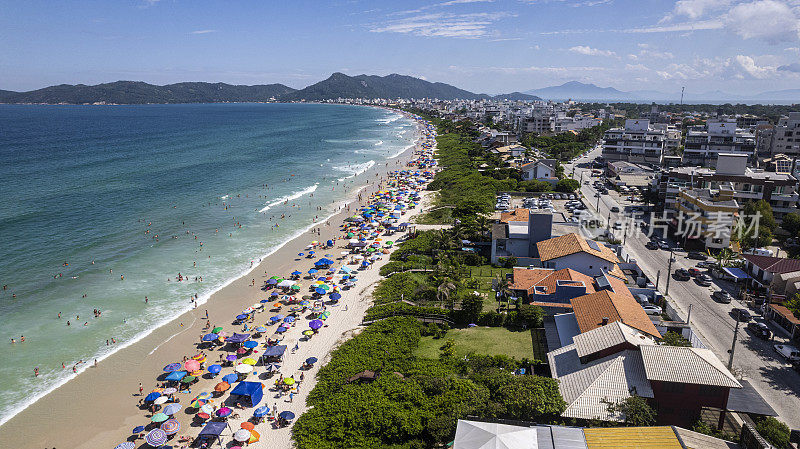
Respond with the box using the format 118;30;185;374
520;158;558;182
537;233;624;278
682;118;756;167
659;153;799;223
602;119;666;166
766;112;800;157
673;187;739;250
490;209;553;265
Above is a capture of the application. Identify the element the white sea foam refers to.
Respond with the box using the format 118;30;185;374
333;160;375;181
374;140;383;146
259;184;319;212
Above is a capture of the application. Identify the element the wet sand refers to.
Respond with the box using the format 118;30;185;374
0;112;432;449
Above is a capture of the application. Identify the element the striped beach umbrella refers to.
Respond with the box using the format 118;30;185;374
160;418;180;435
145;428;168;447
114;443;135;449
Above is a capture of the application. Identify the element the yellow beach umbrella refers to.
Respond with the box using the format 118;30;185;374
241;358;257;366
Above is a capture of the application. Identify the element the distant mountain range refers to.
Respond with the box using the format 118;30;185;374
523;81;800;104
0;81;297;104
0;73;541;104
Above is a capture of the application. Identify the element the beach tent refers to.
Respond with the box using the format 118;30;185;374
229;381;263;407
197;421;230;447
227;333;250;344
165;370;187;382
259;345;287;362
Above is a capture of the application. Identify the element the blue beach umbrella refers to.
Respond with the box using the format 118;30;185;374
305;357;318;365
132;425;147;434
270;291;279;296
291;270;302;276
279;411;296;421
144;392;161;402
267;279;278;285
273;314;284;320
222;373;238;383
329;293;341;300
260;299;270;303
297;253;304;257
253;405;270;417
283;316;295;323
308;269;318;274
163;363;182;373
235;314;248;321
202;333;218;342
165;371;187;382
255;326;267;332
162;403;182;415
207;364;222;374
243;341;258;349
275;326;288;333
315;288;326;295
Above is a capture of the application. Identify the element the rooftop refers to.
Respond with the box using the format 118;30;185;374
570;290;660;338
537;233;620;264
640;345;741;388
666;165;796;181
572;321;655;359
743;254;800;274
510;267;597;296
500;208;530;223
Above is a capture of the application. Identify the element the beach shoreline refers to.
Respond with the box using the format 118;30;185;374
0;108;432;449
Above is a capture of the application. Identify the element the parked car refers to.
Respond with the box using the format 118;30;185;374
674;268;691;281
774;344;800;362
610;206;620;213
688;267;702;277
687;251;708;260
712;290;733;303
641;303;662;315
635;294;650;304
747;322;772;339
695;274;712;286
731;308;752;321
645;241;659;250
696;261;715;268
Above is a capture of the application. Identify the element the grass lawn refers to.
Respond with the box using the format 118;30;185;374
469;265;512;312
415;326;535;360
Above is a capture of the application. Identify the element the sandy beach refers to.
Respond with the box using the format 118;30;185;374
0;111;434;449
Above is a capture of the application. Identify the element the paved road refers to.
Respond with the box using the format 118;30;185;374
563;147;800;428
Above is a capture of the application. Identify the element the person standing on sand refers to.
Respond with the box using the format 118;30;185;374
139;383;143;396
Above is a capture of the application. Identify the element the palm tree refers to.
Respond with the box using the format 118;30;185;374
494;274;510;312
437;280;456;310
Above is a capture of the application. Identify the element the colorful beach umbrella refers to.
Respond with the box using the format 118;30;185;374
160;418;180;435
190;398;207;409
283;377;295;385
200;403;214;414
233;429;252;442
241;421;255;430
302;330;314;336
163;403;182;415
184;360;200;371
242;341;258;349
207;364;222;374
214;381;230;392
145;428;168;447
115;442;135;449
222;373;238;383
309;319;323;330
162;363;182;373
212;326;223;333
162;387;177;395
216;407;232;417
180;375;197;384
253;405;269;417
225;355;238;362
144;392;161;402
241;357;257;365
195;391;213;401
150;412;169;423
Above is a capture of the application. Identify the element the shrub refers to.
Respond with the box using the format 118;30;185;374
478;311;505;327
756;417;790;448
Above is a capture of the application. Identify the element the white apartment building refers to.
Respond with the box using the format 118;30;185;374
601;119;665;165
768;112;800;157
682;118;756;167
659;153;800;223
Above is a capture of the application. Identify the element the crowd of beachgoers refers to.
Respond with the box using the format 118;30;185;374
112;117;437;449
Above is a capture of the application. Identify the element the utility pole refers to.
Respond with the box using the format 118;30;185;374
686;303;692;326
680;86;685;106
665;248;674;295
656;270;661;290
728;311;741;369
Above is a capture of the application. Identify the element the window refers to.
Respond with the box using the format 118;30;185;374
743;183;751;192
589;265;593;270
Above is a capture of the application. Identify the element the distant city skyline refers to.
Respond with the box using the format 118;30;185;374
2;0;800;96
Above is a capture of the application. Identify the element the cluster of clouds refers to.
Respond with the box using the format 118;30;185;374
664;0;800;43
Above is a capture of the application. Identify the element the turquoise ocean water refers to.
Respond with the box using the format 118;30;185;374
0;103;415;425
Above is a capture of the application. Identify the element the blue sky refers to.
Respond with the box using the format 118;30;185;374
2;0;800;96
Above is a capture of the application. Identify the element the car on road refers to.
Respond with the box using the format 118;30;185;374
610;206;620;213
695;274;712;286
658;241;671;250
687;251;708;260
641;303;662;315
747;322;772;339
731;308;752;321
674;268;691;281
774;344;800;362
688;267;702;277
696;261;715;268
645;241;659;250
712;290;733;303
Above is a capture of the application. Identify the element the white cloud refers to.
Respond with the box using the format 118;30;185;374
371;12;510;38
724;1;800;43
655;54;779;80
778;62;800;71
569;45;616;56
190;30;217;35
664;0;732;21
438;0;495;5
732;54;776;78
